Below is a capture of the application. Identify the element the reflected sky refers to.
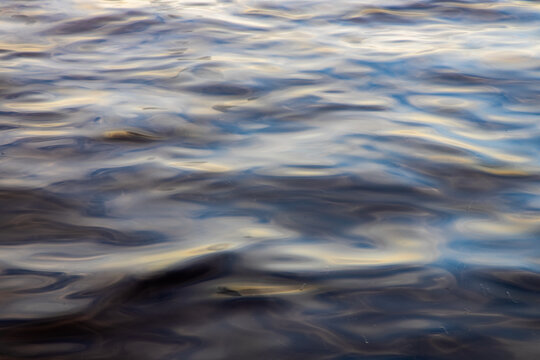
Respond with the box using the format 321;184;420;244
1;0;539;359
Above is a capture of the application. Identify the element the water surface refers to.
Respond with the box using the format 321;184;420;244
1;0;540;359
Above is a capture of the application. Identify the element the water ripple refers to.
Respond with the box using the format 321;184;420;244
1;0;539;358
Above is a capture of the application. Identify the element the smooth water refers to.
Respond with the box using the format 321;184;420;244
1;0;539;359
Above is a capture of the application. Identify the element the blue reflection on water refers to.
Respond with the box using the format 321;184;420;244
0;0;539;359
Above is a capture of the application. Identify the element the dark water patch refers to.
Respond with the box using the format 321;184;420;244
107;19;163;36
45;14;142;36
0;111;68;122
59;75;105;81
424;69;502;85
2;52;51;60
4;91;53;101
1;218;166;246
305;103;388;113
0;188;166;246
183;83;255;97
344;10;419;25
0;253;538;359
0;124;18;131
163;171;450;238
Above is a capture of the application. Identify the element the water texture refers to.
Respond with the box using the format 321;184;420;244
1;0;539;359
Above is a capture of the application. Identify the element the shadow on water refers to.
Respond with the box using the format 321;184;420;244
0;252;538;359
1;0;540;359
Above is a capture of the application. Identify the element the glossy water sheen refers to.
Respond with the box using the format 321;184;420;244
1;0;540;359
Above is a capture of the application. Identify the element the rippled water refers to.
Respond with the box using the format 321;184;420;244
1;0;540;359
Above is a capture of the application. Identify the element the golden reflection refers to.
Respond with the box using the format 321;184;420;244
471;165;529;176
4;94;107;110
20;129;73;136
240;227;290;239
254;224;442;271
401;113;467;129
0;43;50;52
165;161;230;172
456;218;532;237
388;129;530;163
99;243;236;273
502;212;540;225
272;168;341;177
215;283;312;297
103;129;162;142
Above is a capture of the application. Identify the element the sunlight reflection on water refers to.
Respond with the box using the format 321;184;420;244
1;0;539;359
